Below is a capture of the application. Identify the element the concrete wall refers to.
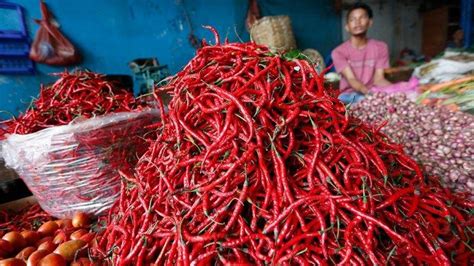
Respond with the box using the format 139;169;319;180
0;0;342;119
393;1;423;56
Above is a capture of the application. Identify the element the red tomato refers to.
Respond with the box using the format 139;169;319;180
26;250;49;266
53;220;72;230
71;213;89;228
0;258;26;266
19;232;40;247
37;222;58;237
51;233;67;246
70;258;96;266
53;240;86;262
36;241;57;254
2;232;26;251
0;239;14;254
69;230;87;241
34;238;52;249
37;254;66;266
15;246;36;260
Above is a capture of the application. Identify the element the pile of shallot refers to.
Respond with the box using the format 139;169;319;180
352;92;473;193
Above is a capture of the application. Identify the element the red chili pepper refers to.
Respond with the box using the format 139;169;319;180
376;187;414;210
88;27;474;265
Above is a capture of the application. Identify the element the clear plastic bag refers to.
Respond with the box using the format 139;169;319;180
1;110;159;218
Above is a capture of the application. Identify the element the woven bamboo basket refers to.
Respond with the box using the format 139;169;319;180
250;15;297;52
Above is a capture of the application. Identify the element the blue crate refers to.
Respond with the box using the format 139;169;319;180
0;2;34;74
0;38;30;56
0;55;35;74
0;2;28;39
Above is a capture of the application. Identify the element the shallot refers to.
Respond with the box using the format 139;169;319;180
352;92;473;193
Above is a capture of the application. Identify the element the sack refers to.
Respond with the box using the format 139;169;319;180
414;52;474;84
1;110;159;218
371;77;419;94
29;1;81;66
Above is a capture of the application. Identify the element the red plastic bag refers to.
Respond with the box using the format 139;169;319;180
246;0;261;31
29;1;81;66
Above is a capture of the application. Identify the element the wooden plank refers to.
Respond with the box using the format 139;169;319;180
422;6;449;57
0;196;36;211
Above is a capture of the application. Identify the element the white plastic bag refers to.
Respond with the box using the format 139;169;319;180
414;52;474;84
1;110;159;218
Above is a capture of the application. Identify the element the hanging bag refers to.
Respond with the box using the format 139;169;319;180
29;1;81;65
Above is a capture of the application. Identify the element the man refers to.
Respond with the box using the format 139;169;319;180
332;2;392;103
447;27;464;49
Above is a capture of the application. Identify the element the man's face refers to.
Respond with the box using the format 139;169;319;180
453;29;464;42
345;8;372;36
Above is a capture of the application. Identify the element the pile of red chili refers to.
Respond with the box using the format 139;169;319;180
92;29;473;265
0;70;145;138
0;204;53;234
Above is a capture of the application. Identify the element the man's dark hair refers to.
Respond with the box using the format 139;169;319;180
448;26;463;39
346;2;373;20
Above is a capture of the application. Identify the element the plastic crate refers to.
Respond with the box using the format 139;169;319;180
0;2;28;39
0;55;35;74
0;38;30;56
0;2;34;74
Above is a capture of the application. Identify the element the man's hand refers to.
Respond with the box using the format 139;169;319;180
356;85;370;94
373;68;392;87
341;67;369;94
